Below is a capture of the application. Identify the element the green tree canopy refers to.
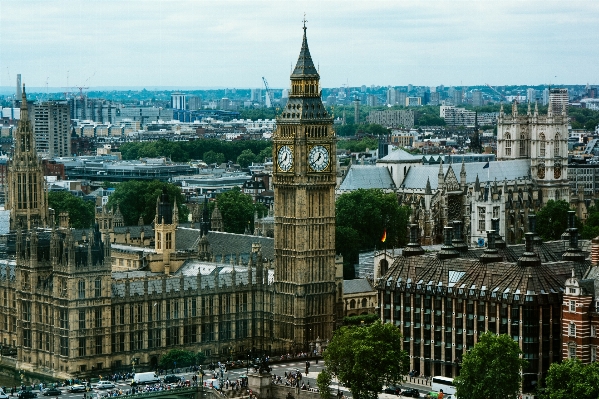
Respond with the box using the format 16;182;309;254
454;332;527;399
324;320;409;399
237;149;257;168
536;200;575;241
317;368;333;399
541;358;599;399
337;137;379;153
106;180;188;226
159;349;197;369
118;139;270;164
581;205;599;239
203;150;225;165
47;191;95;229
216;187;255;234
336;189;410;275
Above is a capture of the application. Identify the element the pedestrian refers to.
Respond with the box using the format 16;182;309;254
438;389;444;399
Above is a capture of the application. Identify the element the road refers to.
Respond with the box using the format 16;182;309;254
11;360;433;399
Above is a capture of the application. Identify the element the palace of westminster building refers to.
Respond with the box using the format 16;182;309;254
0;26;341;379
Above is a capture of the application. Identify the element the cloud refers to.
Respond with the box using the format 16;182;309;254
1;0;597;88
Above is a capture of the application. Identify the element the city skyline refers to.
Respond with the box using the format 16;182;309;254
0;1;598;90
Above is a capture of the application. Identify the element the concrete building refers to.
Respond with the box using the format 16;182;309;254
366;110;415;129
31;101;71;157
549;88;569;115
472;91;483;107
171;93;186;110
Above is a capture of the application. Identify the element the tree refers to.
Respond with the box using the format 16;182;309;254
541;358;599;399
454;332;527;399
256;146;273;163
216;187;255;234
237;149;257;168
581;206;599;239
106;180;188;226
336;189;410;271
317;368;333;399
536;200;574;241
196;352;207;367
324;320;409;399
335;226;360;279
159;349;197;369
47;191;95;229
203;150;225;165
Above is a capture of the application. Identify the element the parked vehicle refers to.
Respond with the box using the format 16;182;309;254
17;391;37;399
383;385;402;395
0;389;10;399
42;388;61;396
67;385;86;393
401;388;421;398
162;375;182;384
94;381;115;390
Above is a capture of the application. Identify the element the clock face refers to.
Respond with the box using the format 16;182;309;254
308;145;330;172
277;145;293;172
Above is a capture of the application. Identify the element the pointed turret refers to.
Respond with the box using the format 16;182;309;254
291;22;319;78
534;101;539;117
460;159;466;188
425;177;432;195
437;160;445;190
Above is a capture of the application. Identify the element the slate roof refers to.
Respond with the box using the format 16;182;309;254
339;165;395;191
401;159;531;189
343;278;375;294
378;148;422;163
379;240;591;305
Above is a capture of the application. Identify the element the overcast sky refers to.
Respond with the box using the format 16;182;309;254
1;0;597;91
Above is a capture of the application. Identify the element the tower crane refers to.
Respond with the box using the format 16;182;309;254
485;83;507;102
262;77;275;109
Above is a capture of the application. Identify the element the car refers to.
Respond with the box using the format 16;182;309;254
401;388;421;398
383;385;402;395
0;390;9;399
17;391;37;399
67;385;86;393
94;382;115;390
163;375;182;384
42;388;61;396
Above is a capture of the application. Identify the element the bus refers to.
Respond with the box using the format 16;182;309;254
431;376;456;396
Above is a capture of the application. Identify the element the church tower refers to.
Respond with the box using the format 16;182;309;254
6;85;48;230
273;23;337;349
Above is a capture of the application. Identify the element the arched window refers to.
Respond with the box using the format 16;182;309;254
350;299;356;309
361;298;367;308
539;133;546;157
554;134;561;156
519;133;527;157
505;133;512;156
78;280;86;299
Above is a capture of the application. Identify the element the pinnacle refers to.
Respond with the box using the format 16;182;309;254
291;25;319;78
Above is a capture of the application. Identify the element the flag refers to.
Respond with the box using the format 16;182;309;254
483;161;490;169
381;229;387;243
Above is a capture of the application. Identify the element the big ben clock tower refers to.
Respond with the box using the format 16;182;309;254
273;22;337;350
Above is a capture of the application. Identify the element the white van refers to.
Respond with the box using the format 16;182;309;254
131;372;160;385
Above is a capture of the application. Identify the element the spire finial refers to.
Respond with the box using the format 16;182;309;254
303;13;308;31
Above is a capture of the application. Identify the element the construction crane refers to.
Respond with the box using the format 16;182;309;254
262;77;275;108
486;83;508;102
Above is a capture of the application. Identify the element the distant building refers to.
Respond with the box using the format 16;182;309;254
171;92;186;110
31;101;71;157
453;89;462;105
550;88;569;115
472;91;483;107
187;95;202;110
406;97;421;107
366;110;415;128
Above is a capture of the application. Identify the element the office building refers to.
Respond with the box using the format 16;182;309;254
472;91;483;107
171;93;186;110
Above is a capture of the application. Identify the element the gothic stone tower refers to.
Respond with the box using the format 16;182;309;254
496;100;569;202
273;24;337;350
154;187;178;273
6;85;48;230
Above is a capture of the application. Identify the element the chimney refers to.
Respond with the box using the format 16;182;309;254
592;237;599;266
480;230;503;264
403;224;425;257
517;232;541;267
438;226;459;260
491;218;506;249
451;220;469;253
562;218;585;263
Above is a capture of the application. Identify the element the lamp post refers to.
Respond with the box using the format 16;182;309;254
132;359;136;374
